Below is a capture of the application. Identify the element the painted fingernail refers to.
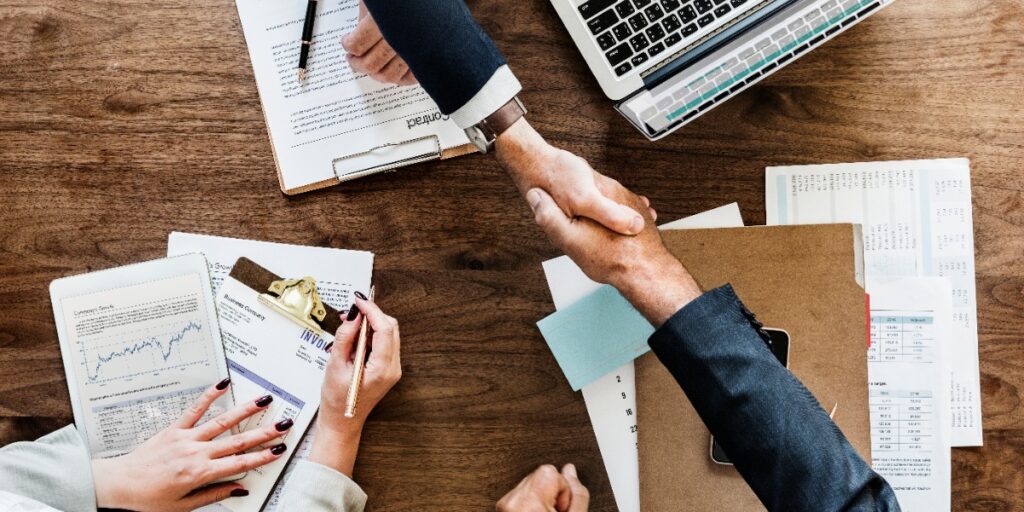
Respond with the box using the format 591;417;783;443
630;216;644;234
325;342;334;353
215;377;231;390
255;395;273;407
275;418;294;432
346;306;359;322
354;291;367;300
270;443;287;455
230;488;249;497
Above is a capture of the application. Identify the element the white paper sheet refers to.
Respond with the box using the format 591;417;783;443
168;232;372;511
868;278;952;511
541;203;744;512
765;158;982;446
235;0;469;191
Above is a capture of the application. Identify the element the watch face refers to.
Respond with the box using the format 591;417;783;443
465;126;490;153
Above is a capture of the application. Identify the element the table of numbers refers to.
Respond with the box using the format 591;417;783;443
91;384;209;457
870;389;935;453
869;313;936;363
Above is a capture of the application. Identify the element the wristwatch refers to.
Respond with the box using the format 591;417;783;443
464;96;527;154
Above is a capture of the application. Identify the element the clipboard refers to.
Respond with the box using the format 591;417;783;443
217;257;352;511
228;256;343;336
274;133;478;196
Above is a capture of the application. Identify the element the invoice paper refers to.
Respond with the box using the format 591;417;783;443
765;158;982;446
213;271;335;511
168;233;372;511
868;278;952;511
49;255;232;459
541;203;744;512
235;0;470;191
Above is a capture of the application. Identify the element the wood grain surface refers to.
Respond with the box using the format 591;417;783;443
1;0;1022;510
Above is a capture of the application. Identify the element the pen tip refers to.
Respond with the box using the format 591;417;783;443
298;68;306;82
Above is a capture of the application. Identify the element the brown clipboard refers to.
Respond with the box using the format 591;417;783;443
266;118;477;196
229;257;343;336
636;224;870;511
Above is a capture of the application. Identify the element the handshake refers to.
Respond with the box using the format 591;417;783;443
497;119;702;328
341;6;702;330
343;6;703;509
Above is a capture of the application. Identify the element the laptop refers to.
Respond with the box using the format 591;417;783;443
552;0;894;140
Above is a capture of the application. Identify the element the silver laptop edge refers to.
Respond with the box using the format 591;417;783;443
553;0;894;141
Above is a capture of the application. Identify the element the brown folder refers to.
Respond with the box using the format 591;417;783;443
637;224;869;511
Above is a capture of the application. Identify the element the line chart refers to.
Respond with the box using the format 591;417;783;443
82;321;211;384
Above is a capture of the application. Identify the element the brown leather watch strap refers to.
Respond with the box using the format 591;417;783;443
478;97;527;140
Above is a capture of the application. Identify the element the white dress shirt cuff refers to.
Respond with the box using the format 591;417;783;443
0;425;97;512
449;65;522;129
277;460;368;512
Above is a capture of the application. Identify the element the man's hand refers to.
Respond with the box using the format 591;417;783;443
341;1;417;85
341;4;646;237
496;464;589;512
528;185;702;326
496;119;650;236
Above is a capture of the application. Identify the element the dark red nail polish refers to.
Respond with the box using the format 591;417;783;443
255;395;273;407
230;489;249;497
275;418;294;432
346;306;359;322
354;291;367;300
325;342;334;352
215;377;231;390
270;443;287;455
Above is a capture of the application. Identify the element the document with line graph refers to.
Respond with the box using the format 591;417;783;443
50;254;232;458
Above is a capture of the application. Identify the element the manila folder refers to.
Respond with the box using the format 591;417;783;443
637;224;869;511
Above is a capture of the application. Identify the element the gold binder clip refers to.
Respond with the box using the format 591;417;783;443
258;276;328;337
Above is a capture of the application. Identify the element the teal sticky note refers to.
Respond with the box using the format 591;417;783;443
537;285;655;390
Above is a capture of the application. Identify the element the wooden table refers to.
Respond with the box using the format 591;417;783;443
1;0;1021;509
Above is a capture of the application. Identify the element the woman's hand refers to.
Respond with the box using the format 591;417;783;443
309;294;402;477
91;380;293;512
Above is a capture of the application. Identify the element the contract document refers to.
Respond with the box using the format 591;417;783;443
541;203;744;512
766;158;982;446
868;278;952;511
235;0;470;193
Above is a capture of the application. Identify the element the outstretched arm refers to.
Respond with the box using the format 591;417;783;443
346;0;647;236
528;188;900;511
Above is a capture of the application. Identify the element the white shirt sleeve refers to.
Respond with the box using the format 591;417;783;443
0;425;97;512
449;65;523;129
276;460;368;512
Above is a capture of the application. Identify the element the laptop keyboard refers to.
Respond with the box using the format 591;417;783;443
625;0;888;135
579;0;758;76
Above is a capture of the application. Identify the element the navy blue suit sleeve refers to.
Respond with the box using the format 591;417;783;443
648;285;901;512
361;0;507;114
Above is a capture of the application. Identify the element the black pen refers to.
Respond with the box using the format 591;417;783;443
297;0;318;81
